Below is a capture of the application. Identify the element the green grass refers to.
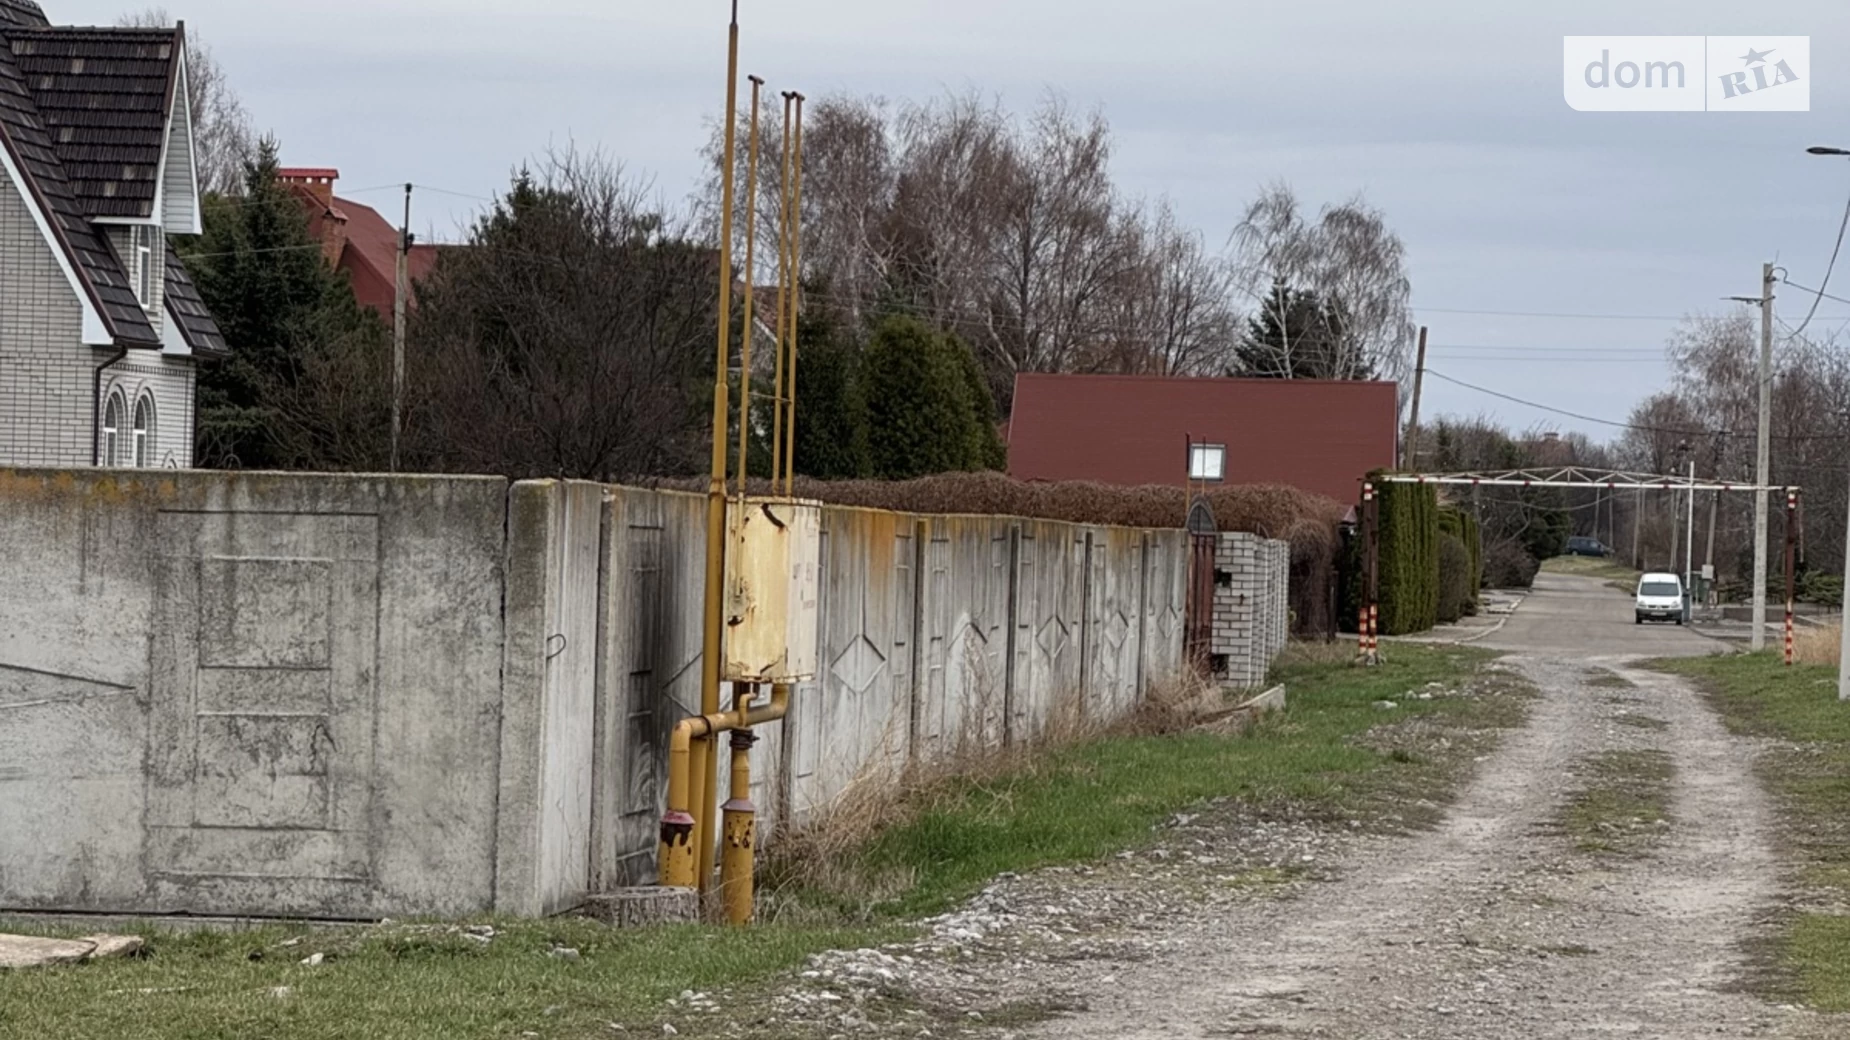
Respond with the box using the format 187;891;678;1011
1553;749;1673;855
1612;713;1669;731
1586;669;1635;690
1543;555;1642;587
1656;652;1850;1011
0;918;899;1040
0;645;1519;1040
833;644;1523;917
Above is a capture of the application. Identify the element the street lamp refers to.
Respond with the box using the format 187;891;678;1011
1809;145;1850;698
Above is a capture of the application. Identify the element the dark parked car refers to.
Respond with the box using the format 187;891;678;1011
1565;536;1610;557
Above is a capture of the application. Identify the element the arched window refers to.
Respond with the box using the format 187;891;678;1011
101;391;124;467
132;394;155;468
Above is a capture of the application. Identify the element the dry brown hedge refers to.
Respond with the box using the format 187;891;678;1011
642;472;1349;636
644;471;1344;545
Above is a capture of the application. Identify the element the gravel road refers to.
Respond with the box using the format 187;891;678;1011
741;573;1832;1040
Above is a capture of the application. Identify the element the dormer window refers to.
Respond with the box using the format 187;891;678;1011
131;225;154;306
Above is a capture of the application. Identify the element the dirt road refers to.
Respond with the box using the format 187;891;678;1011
761;572;1828;1039
1028;572;1813;1039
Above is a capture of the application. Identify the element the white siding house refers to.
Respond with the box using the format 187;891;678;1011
0;3;226;470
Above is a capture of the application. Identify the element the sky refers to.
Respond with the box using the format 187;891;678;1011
57;0;1850;444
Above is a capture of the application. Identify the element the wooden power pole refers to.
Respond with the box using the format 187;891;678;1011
1402;326;1428;470
391;183;413;473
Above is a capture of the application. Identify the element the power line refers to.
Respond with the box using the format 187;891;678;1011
1414;305;1698;321
1423;367;1845;443
1432;343;1664;355
1785;172;1850;339
1439;355;1664;364
1783;276;1850;310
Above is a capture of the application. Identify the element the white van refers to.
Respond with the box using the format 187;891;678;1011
1635;572;1685;625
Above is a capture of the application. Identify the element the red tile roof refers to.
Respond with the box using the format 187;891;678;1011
1006;372;1399;504
280;166;439;321
332;194;438;318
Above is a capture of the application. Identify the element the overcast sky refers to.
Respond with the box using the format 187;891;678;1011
59;1;1850;443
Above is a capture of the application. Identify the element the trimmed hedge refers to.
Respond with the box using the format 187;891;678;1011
1438;507;1483;615
1436;533;1473;624
1377;478;1440;635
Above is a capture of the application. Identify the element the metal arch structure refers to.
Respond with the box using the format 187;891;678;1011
1353;472;1804;667
1377;466;1796;495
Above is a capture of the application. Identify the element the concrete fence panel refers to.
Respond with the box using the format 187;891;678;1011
0;470;1281;919
0;469;509;919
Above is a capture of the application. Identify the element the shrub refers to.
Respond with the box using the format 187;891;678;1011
1437;533;1473;623
1484;538;1540;589
1801;570;1845;608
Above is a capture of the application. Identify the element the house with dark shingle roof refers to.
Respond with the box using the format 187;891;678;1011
0;0;224;469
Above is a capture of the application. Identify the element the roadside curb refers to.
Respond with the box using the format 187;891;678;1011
1385;593;1526;647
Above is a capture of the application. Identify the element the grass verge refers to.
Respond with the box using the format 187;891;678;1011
0;917;900;1040
1542;555;1642;588
1656;652;1850;1012
1552;749;1673;856
771;642;1527;920
0;645;1521;1040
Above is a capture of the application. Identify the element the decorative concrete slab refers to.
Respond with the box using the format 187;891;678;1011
582;887;700;928
0;935;97;969
0;933;143;969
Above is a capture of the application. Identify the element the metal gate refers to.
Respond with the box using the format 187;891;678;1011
1184;532;1217;676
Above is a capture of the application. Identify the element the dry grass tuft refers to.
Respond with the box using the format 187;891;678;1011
1793;620;1841;667
759;670;1231;921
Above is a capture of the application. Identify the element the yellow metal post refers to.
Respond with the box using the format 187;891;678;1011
719;684;758;925
770;92;795;485
784;93;805;497
684;0;739;898
736;76;764;496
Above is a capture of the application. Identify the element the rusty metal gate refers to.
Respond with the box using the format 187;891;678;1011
1183;496;1218;675
1184;533;1217;674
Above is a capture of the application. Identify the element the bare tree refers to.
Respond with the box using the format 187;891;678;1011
1230;182;1416;384
1107;199;1240;375
697;89;1262;408
119;7;255;196
409;148;715;480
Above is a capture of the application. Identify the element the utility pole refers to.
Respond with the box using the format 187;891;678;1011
391;183;412;472
1752;262;1775;650
1402;326;1428;470
1684;459;1696;622
1840;490;1850;698
1631;487;1641;569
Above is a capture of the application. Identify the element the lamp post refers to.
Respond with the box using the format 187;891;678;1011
1808;145;1850;697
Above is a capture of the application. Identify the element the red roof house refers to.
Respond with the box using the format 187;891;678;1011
1006;373;1399;504
279;168;440;320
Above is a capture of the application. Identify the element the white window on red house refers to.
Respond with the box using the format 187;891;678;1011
1189;444;1226;482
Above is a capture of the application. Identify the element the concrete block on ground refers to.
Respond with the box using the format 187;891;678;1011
581;887;700;928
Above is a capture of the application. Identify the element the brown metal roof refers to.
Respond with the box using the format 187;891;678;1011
1006;372;1399;504
9;27;180;219
0;1;46;28
0;22;160;345
164;248;226;357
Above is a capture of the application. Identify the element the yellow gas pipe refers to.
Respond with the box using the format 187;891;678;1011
660;684;790;907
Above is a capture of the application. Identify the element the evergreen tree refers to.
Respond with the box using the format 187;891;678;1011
185;138;384;469
789;309;873;480
863;315;984;480
950;329;1008;471
1236;279;1368;380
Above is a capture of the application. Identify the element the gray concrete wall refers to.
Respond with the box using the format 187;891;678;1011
0;471;1276;920
0;469;509;919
